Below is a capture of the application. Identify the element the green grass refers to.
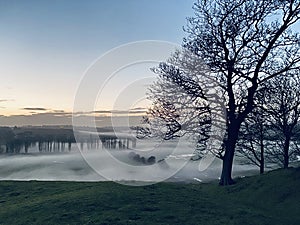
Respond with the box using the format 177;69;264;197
0;168;299;225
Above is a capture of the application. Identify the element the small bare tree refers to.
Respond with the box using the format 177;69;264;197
238;72;300;171
263;73;300;168
237;96;270;174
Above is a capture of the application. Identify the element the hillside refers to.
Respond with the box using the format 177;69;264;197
0;168;299;225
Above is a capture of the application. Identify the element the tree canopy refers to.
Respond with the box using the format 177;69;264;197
144;0;300;185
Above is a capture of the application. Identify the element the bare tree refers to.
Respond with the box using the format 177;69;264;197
137;49;220;157
237;72;300;172
181;0;300;185
237;97;270;174
263;73;300;168
143;0;300;185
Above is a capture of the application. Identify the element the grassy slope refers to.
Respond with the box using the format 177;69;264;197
0;168;299;225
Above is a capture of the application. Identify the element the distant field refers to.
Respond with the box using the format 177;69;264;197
0;167;299;225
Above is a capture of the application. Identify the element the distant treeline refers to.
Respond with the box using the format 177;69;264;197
0;126;137;154
0;126;76;153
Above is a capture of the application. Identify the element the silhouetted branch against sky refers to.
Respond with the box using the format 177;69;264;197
144;0;300;185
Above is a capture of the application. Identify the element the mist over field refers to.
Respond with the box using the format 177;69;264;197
0;138;259;183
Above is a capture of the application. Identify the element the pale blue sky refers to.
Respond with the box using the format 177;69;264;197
0;0;194;117
1;0;298;127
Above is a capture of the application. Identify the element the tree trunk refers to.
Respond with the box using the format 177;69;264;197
260;158;264;174
25;143;28;154
260;138;264;174
220;146;235;185
260;154;264;174
219;122;240;185
283;136;290;169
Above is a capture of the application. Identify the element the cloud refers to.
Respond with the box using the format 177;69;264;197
52;110;66;113
130;107;147;111
65;107;149;116
90;110;111;114
29;112;72;117
0;99;14;103
90;109;147;115
22;107;48;111
0;99;14;108
129;110;147;114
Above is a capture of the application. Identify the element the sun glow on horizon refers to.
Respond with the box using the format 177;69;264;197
0;0;194;125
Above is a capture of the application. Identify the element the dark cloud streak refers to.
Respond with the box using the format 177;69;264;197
22;107;48;111
0;99;14;103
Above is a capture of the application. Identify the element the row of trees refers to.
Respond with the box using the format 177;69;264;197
0;127;132;153
238;74;300;173
139;0;300;185
0;127;76;153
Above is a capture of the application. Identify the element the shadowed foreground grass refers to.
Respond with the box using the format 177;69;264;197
0;168;299;225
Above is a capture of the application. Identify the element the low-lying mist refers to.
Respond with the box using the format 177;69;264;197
0;139;260;183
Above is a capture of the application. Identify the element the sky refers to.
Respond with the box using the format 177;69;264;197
0;0;195;125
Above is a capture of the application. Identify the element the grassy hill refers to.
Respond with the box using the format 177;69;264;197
0;167;299;225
